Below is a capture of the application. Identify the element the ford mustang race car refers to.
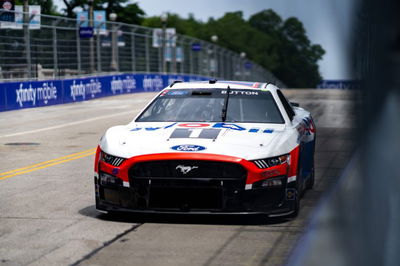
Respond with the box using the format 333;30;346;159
94;80;316;218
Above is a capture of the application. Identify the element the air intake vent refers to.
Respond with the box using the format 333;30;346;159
101;152;125;167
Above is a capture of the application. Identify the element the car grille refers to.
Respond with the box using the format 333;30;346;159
128;160;247;211
129;160;246;179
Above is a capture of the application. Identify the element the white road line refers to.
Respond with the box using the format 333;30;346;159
0;111;134;138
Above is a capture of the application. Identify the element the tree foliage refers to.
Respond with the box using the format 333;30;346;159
143;9;325;87
60;0;145;24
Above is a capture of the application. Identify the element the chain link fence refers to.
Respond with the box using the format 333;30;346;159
0;10;284;86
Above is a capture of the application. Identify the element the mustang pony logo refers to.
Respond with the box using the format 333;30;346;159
175;165;199;174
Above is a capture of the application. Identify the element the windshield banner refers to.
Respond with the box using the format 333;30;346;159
0;73;208;112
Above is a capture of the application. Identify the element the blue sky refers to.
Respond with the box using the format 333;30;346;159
54;0;357;80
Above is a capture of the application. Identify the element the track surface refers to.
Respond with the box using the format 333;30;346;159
0;89;355;266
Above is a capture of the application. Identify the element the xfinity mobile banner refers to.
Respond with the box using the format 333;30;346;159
0;73;207;112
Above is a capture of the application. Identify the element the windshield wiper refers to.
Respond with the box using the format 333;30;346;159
221;85;231;122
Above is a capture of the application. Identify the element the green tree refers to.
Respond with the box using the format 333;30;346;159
61;0;145;24
142;10;324;87
61;0;85;18
249;10;325;87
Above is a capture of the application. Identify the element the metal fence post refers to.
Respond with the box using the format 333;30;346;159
131;28;137;72
172;37;177;73
219;49;224;79
189;40;194;75
24;9;32;79
180;37;184;74
110;23;120;72
76;22;82;74
96;24;102;72
198;43;203;76
158;34;162;73
52;20;61;78
89;3;95;73
145;30;150;73
52;22;58;78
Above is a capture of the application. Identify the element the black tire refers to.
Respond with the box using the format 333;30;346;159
287;188;300;218
306;167;315;189
306;135;316;190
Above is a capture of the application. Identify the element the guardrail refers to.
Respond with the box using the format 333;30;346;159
0;73;208;112
0;9;283;86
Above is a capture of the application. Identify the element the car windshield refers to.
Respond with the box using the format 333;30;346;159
136;89;284;123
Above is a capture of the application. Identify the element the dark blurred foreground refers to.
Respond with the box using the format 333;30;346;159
288;0;400;265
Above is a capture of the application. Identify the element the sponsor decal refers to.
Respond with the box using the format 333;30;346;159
16;82;58;107
112;168;119;175
111;75;136;94
130;122;274;134
175;165;198;174
213;123;246;131
167;90;189;96
160;90;169;96
178;123;210;128
70;79;102;101
302;117;316;134
170;128;221;139
298;117;315;143
261;170;281;178
143;75;163;91
171;144;206;152
16;84;36;107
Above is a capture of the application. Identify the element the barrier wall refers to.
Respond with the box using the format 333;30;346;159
0;73;208;112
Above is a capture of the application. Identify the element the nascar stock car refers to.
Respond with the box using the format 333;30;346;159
94;80;316;218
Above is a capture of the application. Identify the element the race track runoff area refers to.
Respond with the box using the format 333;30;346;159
0;89;355;266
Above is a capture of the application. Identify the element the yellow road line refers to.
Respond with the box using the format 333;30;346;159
0;149;96;181
0;148;96;177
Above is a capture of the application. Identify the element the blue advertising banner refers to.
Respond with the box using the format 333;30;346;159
191;43;201;52
1;80;63;111
317;80;359;90
0;85;5;111
79;27;94;38
0;73;208;112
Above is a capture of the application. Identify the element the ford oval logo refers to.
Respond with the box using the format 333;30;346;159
171;144;206;152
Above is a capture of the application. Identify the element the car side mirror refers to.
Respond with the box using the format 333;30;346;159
290;102;300;107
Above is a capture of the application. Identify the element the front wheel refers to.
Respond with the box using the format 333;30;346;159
286;186;300;218
306;167;315;189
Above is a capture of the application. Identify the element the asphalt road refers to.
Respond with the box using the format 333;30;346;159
0;89;355;266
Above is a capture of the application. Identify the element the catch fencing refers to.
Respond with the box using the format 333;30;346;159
0;9;283;86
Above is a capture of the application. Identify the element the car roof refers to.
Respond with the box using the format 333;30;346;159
168;80;280;92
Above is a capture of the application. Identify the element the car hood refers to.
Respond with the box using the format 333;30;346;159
100;122;294;160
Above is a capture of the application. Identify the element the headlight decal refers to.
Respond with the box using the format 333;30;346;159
100;151;126;167
252;154;290;169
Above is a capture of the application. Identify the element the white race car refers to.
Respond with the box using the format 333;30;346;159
94;80;316;218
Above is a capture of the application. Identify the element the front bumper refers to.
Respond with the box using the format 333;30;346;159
94;149;300;217
95;176;297;217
